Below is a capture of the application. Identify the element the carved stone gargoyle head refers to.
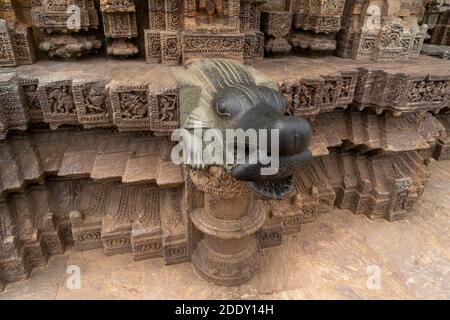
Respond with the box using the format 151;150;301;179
179;59;312;199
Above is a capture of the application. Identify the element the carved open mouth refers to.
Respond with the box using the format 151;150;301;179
230;151;312;200
248;175;294;199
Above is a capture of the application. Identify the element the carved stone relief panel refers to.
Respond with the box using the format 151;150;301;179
38;80;78;129
11;26;36;65
110;85;151;131
353;70;450;115
145;0;264;64
0;20;17;67
73;81;111;128
161;31;181;65
149;88;180;134
240;0;261;32
0;74;27;133
336;0;428;61
31;0;96;32
243;31;264;63
145;30;162;63
149;0;167;30
181;32;244;64
165;0;184;31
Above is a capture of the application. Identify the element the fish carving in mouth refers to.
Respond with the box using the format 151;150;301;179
181;59;312;200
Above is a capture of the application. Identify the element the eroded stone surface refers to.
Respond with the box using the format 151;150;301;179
1;160;448;300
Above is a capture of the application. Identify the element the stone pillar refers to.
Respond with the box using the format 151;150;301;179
189;167;265;286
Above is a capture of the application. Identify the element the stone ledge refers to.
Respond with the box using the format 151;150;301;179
1;56;449;140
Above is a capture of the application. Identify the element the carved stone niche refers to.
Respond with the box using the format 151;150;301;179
19;78;44;123
189;167;265;286
100;0;139;57
336;0;428;61
149;87;180;135
144;0;264;64
31;0;101;60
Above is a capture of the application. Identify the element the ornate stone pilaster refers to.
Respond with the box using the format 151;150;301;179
261;11;293;56
100;0;139;57
336;0;427;61
189;167;265;286
31;0;101;60
0;1;36;67
290;0;345;54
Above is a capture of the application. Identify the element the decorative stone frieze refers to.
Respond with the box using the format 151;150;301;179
145;0;264;64
337;0;428;61
31;0;101;60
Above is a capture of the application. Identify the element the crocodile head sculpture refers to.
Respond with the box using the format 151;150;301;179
176;59;312;199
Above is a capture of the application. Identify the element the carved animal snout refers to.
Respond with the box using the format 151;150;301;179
268;116;311;157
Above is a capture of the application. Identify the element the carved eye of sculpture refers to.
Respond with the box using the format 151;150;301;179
215;100;243;118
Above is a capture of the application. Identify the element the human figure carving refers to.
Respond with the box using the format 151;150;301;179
84;87;106;115
120;92;147;119
159;95;177;122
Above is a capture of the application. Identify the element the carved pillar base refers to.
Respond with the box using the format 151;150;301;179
192;235;260;286
189;168;265;286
